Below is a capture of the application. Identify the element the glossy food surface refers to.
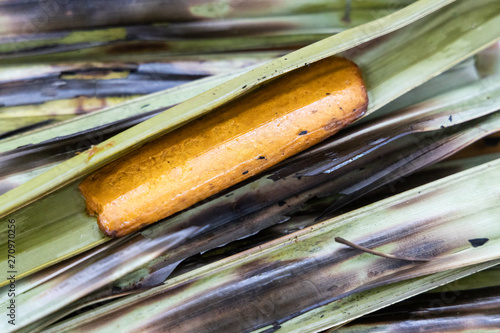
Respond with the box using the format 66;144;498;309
79;57;368;237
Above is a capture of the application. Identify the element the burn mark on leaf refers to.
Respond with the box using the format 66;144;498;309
469;238;489;247
231;202;242;214
242;170;249;175
237;258;290;280
299;130;308;136
484;137;500;146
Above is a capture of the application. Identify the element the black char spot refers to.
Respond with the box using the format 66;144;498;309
141;104;150;109
278;200;287;207
469;238;489;247
449;115;453;122
258;156;266;160
299;130;308;136
484;137;500;146
242;170;249;175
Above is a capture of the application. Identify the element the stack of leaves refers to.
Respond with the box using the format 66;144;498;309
1;0;500;332
0;0;410;135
